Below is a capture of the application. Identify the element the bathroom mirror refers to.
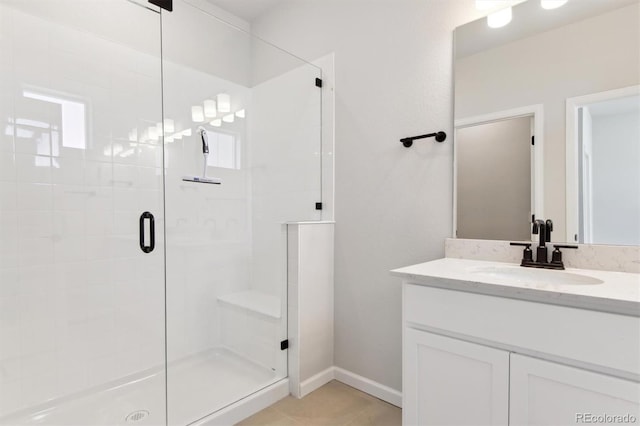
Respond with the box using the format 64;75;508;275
453;0;640;245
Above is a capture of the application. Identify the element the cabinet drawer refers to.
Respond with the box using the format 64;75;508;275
403;283;640;377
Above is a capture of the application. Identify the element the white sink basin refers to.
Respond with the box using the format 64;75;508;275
470;265;604;286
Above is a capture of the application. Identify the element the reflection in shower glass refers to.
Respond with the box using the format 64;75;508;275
205;130;239;169
23;90;86;150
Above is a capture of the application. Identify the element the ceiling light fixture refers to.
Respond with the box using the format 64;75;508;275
487;6;512;28
204;100;217;118
191;106;204;123
148;127;159;141
217;93;231;113
210;119;222;127
222;114;234;123
235;109;246;118
164;119;175;133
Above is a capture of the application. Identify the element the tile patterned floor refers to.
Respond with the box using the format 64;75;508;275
236;381;402;426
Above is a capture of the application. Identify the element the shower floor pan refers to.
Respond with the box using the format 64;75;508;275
1;348;278;426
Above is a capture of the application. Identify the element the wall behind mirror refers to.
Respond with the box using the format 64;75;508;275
454;0;640;245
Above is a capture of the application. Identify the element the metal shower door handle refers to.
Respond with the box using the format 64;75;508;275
139;211;155;253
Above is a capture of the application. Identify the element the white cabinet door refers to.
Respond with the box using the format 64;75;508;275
510;353;640;426
403;328;509;426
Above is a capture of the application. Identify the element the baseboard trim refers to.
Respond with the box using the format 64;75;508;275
195;379;290;426
299;367;335;398
297;366;402;408
333;367;402;408
193;367;401;425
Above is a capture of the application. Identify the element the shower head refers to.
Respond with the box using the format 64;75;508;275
198;126;209;154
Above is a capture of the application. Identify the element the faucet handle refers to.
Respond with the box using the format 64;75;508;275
510;242;533;263
551;244;578;266
553;244;578;249
545;219;554;242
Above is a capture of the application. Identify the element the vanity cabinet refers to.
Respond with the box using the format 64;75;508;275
402;282;640;426
510;354;640;425
404;328;509;425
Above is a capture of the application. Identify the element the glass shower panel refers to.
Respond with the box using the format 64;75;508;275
161;1;322;424
0;1;166;425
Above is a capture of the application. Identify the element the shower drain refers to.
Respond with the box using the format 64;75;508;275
125;410;150;423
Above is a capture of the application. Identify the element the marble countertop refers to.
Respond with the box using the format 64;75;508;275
391;258;640;316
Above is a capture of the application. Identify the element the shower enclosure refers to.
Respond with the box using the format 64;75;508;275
0;0;322;424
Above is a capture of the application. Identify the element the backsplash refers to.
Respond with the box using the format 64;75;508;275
445;238;640;274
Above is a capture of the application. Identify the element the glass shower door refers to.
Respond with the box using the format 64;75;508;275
162;0;322;425
0;1;166;424
161;1;322;424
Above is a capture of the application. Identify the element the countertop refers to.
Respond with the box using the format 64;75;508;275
391;258;640;316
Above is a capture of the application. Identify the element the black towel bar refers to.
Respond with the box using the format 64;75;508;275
400;131;446;147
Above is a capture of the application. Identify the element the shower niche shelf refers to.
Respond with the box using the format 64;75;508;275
217;290;281;319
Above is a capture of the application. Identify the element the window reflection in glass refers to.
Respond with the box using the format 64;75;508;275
9;90;88;167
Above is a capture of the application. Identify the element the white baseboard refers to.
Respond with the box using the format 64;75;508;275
192;367;401;426
195;379;290;426
299;367;335;398
296;366;402;408
333;367;402;408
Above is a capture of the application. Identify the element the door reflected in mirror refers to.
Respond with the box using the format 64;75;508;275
456;116;532;241
567;89;640;246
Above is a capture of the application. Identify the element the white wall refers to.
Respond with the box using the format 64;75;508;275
591;110;640;245
252;0;484;392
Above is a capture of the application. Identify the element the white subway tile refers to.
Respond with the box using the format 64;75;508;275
15;154;52;184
